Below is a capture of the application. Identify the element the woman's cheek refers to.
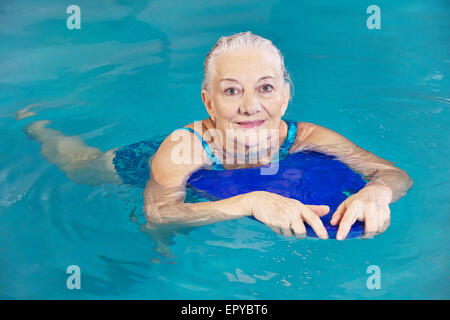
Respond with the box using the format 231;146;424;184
264;96;283;112
212;101;230;119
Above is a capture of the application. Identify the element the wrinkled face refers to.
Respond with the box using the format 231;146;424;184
202;47;290;150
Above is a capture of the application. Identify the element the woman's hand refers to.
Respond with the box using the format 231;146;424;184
330;184;393;240
249;191;330;239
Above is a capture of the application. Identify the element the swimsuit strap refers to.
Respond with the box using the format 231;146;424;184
176;118;297;170
278;118;298;159
176;127;225;170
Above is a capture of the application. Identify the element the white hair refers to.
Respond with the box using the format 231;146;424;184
202;31;293;99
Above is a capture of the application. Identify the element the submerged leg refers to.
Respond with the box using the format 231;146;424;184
24;120;122;186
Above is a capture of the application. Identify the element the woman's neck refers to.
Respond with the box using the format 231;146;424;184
203;118;288;168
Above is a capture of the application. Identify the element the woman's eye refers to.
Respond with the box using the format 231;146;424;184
225;88;239;95
260;84;274;93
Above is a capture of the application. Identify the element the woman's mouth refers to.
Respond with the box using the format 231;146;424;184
236;120;265;128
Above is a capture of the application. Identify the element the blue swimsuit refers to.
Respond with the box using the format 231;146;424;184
112;118;298;187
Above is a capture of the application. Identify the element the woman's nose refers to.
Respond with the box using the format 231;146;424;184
240;93;261;115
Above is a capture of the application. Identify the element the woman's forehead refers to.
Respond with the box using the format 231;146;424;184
213;47;282;81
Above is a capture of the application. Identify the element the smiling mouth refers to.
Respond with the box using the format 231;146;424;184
236;120;266;128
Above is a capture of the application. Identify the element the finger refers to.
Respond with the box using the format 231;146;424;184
330;200;347;226
379;205;391;233
362;203;378;239
290;214;307;239
380;217;390;233
301;207;328;239
336;201;362;240
146;222;157;230
268;225;282;235
281;226;293;237
305;205;330;217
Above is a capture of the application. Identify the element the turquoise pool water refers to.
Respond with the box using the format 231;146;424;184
0;0;448;299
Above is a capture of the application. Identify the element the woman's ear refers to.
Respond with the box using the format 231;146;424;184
202;89;216;122
281;83;290;116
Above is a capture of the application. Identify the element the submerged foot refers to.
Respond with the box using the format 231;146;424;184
15;103;40;120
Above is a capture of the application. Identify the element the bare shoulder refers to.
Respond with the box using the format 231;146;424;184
295;121;352;146
150;122;208;188
182;121;199;130
295;122;315;141
294;121;406;177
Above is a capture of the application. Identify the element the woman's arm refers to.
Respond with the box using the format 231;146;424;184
294;122;413;240
295;122;413;203
143;127;330;238
143;177;253;227
142;129;252;228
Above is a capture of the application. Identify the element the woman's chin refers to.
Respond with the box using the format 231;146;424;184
235;138;263;149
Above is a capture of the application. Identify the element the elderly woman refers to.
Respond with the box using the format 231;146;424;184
24;32;413;240
143;32;413;240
